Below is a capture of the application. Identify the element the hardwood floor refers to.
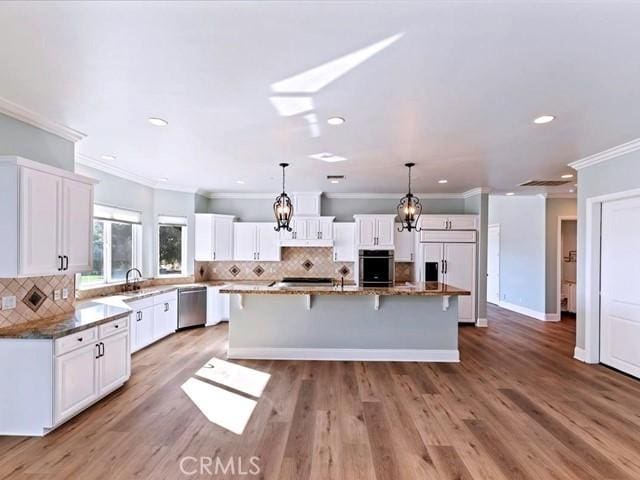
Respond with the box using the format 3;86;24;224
1;304;640;479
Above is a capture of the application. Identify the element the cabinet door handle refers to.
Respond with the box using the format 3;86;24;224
164;302;169;312
444;260;448;274
137;311;142;322
57;255;63;271
334;252;337;261
64;255;69;270
441;260;445;274
95;344;101;359
114;324;119;329
100;342;105;357
213;251;216;260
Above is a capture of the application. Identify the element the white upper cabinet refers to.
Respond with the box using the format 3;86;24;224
194;214;235;261
293;192;321;216
394;224;415;262
419;214;478;231
353;215;396;249
280;216;335;246
234;223;281;261
0;156;97;277
333;223;355;262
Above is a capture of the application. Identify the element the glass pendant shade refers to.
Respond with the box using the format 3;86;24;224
273;163;293;232
397;162;422;232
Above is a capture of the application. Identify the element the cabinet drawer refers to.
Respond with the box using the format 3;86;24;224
99;316;129;338
420;230;477;243
153;291;177;306
55;327;98;356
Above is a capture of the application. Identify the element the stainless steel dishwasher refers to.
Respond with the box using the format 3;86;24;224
177;286;207;329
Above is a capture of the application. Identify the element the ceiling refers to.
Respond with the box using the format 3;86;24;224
1;1;639;195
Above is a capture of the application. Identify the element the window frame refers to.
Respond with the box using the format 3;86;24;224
157;219;188;278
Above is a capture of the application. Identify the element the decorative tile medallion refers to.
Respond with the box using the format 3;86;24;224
253;265;265;277
302;259;314;271
229;265;241;277
338;265;350;276
23;285;47;312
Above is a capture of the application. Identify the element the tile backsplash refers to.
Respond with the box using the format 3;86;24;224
0;275;75;329
74;275;195;301
196;247;414;283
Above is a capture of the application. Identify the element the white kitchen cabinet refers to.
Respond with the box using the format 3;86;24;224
130;292;177;353
280;216;335;246
354;215;396;249
234;223;281;261
293;192;321;216
333;223;356;262
394;224;415;262
419;215;478;231
98;331;130;395
207;286;230;325
54;342;99;423
0;156;97;277
153;299;177;341
194;214;235;261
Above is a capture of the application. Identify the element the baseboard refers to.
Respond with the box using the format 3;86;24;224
497;301;561;322
573;347;587;362
476;318;488;328
228;347;460;363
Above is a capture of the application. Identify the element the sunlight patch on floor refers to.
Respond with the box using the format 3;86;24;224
195;357;271;398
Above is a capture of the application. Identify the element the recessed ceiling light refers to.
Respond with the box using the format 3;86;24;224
561;174;574;179
148;117;168;127
309;152;347;163
505;192;515;196
236;180;245;184
327;116;346;125
157;177;168;183
330;180;340;184
101;154;116;161
533;115;555;124
438;179;448;184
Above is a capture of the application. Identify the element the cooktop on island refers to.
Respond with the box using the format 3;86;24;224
279;277;334;287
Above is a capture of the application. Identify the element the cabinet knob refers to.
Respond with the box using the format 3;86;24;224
77;337;83;342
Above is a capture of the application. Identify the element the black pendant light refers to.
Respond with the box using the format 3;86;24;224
397;162;422;232
273;163;293;232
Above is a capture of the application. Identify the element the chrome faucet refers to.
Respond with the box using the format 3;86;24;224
124;268;143;292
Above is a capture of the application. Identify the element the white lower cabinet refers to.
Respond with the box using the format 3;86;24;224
98;331;130;395
54;342;99;422
130;291;177;353
207;286;230;325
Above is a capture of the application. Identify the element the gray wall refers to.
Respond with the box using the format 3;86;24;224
576;152;640;349
0;112;75;172
489;195;546;313
465;193;489;320
545;198;577;313
195;193;209;214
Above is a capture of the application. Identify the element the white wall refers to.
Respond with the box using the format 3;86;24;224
488;195;547;314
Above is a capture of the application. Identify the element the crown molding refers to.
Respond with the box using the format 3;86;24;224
462;187;492;198
569;137;640;171
207;192;276;199
539;193;577;199
323;192;465;199
75;154;198;193
0;96;86;143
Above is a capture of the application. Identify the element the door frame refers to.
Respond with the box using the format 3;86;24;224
487;224;500;305
556;215;577;318
583;187;640;364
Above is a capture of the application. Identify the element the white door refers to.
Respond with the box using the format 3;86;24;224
62;179;93;273
487;225;500;304
19;167;62;275
445;243;476;324
194;214;213;261
394;224;414;262
214;217;234;260
448;215;478;230
422;243;444;283
333;223;355;262
233;223;257;261
256;223;281;261
376;218;395;247
601;197;640;378
54;343;99;422
357;218;376;247
419;215;448;230
98;331;130;394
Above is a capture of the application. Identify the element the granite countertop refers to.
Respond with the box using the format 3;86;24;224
219;282;471;297
0;302;131;339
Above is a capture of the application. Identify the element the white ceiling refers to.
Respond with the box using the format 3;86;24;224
1;1;639;195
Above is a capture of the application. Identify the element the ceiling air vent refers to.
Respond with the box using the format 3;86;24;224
327;175;345;180
519;180;571;187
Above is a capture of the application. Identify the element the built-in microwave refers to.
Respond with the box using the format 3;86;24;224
359;250;394;287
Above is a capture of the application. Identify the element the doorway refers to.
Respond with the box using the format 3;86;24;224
557;218;577;316
487;224;500;305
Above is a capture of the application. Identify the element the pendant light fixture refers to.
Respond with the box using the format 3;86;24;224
273;163;293;232
397;162;422;232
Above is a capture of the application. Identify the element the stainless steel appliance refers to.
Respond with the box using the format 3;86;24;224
359;249;394;287
177;286;207;329
279;277;334;287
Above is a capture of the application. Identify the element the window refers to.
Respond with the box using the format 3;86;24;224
158;216;188;277
79;205;142;288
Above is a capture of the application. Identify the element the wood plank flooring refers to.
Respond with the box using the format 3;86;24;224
1;305;640;479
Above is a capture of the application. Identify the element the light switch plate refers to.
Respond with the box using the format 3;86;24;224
53;290;61;301
1;296;16;310
62;288;69;300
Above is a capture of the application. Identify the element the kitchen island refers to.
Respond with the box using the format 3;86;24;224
220;282;470;362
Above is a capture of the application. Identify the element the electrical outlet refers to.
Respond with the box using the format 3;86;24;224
62;288;69;300
1;296;16;310
53;290;61;301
